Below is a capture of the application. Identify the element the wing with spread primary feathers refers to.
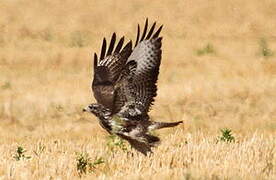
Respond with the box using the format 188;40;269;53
92;33;132;110
113;19;163;116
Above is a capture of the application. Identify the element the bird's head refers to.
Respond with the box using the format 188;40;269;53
83;103;111;118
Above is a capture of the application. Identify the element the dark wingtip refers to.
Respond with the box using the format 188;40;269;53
140;18;149;42
135;24;140;46
157;37;163;42
146;21;156;39
94;53;98;67
135;19;163;47
152;25;163;38
125;40;132;50
107;33;116;56
114;36;124;53
100;38;107;60
120;40;132;58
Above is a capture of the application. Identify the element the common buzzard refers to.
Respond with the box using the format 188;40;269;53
83;19;182;155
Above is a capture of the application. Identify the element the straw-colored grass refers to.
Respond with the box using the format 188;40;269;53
0;0;275;179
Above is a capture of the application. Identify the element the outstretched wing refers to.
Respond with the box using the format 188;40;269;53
113;19;163;115
92;33;132;110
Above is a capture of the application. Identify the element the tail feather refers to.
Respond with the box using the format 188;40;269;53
149;121;183;130
118;133;160;156
118;133;151;155
127;138;152;155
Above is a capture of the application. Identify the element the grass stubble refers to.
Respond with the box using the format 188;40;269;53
0;0;275;179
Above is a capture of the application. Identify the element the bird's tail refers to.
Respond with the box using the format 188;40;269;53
118;133;160;155
149;121;183;130
144;134;160;146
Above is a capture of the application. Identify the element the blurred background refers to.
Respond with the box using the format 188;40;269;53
0;0;276;137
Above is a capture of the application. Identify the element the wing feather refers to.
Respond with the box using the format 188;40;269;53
93;53;98;70
92;33;132;110
100;38;107;60
140;18;148;42
135;25;140;46
152;25;163;38
106;33;116;56
113;20;163;115
114;37;124;53
146;22;156;39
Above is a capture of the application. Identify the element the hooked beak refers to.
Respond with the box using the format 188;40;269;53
83;106;89;112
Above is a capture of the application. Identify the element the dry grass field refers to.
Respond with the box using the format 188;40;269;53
0;0;275;179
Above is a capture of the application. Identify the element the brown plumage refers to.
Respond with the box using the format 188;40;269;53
84;19;182;155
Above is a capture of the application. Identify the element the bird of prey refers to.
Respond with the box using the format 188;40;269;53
83;19;182;155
